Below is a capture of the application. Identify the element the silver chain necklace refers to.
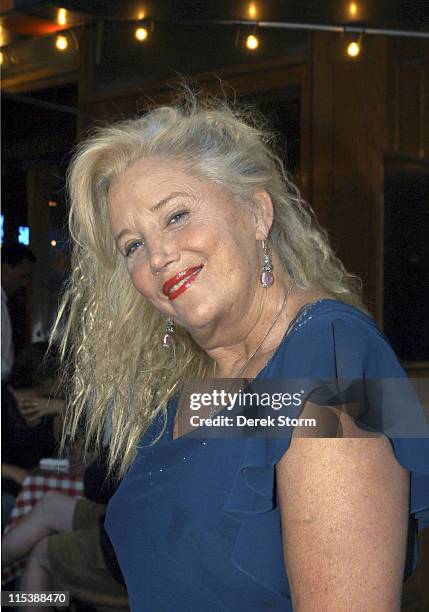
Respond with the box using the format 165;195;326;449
213;281;296;379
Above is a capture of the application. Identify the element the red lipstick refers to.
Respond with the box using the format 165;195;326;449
162;265;203;301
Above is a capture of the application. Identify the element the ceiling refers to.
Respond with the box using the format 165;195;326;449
1;1;427;95
1;0;428;48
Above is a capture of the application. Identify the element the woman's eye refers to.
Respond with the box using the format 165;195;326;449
125;241;144;258
168;211;188;225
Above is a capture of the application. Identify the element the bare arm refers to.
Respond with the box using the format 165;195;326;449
276;426;409;612
2;463;28;484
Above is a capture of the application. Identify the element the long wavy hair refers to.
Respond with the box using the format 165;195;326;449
55;91;364;477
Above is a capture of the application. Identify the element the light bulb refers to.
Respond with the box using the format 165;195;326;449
246;34;259;50
57;8;67;26
55;35;68;51
349;2;358;17
51;240;57;247
135;27;148;41
248;3;258;19
346;41;360;57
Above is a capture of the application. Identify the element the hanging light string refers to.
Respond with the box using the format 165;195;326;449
2;16;428;63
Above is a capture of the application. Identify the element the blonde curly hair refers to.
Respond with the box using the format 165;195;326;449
55;91;364;478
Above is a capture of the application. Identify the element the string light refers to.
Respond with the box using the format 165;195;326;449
55;34;68;50
48;200;58;207
348;2;358;17
246;33;259;50
135;26;148;41
51;240;57;247
57;8;67;26
346;40;360;57
248;3;258;19
3;12;426;73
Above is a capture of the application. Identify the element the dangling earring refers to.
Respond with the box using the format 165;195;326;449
162;317;175;348
260;240;274;287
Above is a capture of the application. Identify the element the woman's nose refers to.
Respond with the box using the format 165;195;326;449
148;241;180;275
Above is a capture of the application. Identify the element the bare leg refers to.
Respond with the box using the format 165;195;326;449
19;537;52;612
2;491;77;566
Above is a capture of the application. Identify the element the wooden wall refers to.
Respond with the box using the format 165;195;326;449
388;38;429;160
302;33;428;365
303;32;388;318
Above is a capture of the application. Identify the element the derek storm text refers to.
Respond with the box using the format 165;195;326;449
189;415;317;428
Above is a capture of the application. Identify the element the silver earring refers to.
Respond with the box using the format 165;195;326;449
162;317;175;348
260;240;274;287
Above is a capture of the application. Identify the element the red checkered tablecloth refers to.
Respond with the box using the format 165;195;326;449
2;469;85;585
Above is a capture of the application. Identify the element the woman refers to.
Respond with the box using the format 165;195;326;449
56;93;429;611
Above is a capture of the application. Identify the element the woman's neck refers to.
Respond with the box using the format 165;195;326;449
202;273;297;378
205;285;331;379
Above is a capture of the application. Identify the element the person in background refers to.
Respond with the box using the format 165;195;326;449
2;447;127;612
1;244;36;384
8;341;65;430
2;244;38;531
1;381;61;534
2;340;65;534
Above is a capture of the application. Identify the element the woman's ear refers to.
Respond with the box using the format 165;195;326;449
253;190;274;240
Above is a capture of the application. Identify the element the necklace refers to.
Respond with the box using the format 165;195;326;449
213;281;295;379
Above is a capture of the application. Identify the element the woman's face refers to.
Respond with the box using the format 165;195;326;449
107;156;270;334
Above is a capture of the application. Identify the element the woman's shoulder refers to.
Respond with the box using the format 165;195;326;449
267;293;402;379
286;291;378;340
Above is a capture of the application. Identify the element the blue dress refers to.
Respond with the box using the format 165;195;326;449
106;300;429;611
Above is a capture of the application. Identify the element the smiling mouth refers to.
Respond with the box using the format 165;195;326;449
162;265;204;301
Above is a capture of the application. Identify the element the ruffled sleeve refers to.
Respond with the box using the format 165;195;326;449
222;302;429;586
